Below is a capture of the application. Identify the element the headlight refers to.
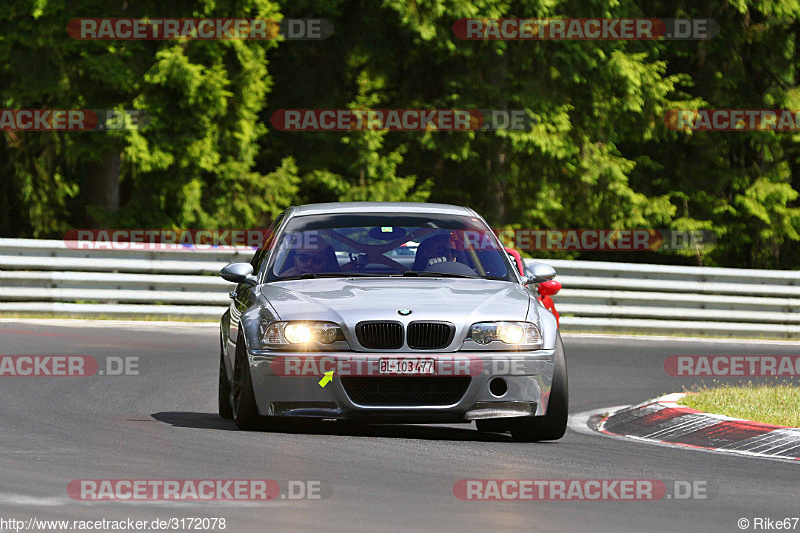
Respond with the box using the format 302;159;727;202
284;323;312;344
261;321;343;347
466;322;541;347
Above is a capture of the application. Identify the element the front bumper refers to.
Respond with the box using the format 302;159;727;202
247;350;555;423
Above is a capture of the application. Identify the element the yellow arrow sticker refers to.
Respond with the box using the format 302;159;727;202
318;370;334;388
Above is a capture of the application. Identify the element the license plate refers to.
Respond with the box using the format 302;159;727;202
379;358;435;374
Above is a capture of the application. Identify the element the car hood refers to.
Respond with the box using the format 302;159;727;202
261;278;534;326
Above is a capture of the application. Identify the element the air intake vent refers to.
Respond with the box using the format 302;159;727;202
341;377;471;406
356;321;404;349
407;322;454;349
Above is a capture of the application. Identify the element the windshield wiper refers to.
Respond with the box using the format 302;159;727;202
399;271;477;279
276;272;390;281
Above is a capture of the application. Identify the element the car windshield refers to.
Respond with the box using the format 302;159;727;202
264;212;516;282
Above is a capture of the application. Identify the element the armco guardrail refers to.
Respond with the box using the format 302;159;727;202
0;239;242;317
540;259;800;338
0;238;798;338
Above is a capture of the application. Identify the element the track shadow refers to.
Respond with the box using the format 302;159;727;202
151;412;238;430
151;411;517;442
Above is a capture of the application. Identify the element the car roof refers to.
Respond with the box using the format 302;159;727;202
290;202;475;217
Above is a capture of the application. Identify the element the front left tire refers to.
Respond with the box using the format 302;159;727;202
218;339;233;419
510;333;569;442
231;335;261;430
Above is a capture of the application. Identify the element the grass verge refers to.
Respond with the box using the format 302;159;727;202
678;383;800;427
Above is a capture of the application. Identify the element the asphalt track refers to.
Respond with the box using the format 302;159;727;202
0;320;798;533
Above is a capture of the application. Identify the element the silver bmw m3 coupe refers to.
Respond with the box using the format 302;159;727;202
218;202;567;441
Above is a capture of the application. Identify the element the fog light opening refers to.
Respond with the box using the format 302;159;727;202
489;378;508;397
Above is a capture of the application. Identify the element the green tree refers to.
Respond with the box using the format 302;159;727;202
0;0;297;236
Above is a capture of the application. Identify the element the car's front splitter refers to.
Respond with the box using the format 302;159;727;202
246;350;555;422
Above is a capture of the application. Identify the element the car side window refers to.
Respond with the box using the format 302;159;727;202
251;213;284;275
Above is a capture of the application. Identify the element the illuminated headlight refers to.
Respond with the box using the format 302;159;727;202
466;322;541;346
261;321;343;346
284;323;312;343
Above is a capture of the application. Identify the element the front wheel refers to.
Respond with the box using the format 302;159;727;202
218;338;233;419
231;336;261;430
510;333;568;442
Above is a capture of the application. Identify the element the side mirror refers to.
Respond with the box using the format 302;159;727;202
523;262;557;285
538;279;562;297
220;263;258;285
